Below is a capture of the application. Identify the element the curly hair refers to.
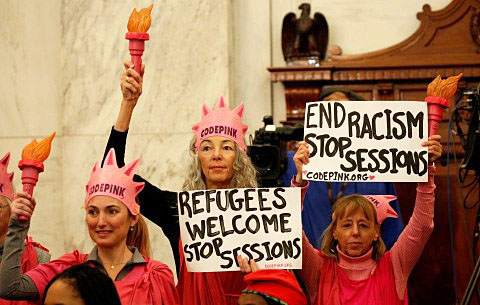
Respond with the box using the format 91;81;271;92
320;194;386;262
182;137;258;191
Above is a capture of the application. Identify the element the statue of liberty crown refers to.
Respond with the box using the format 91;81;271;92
363;195;398;224
192;96;248;152
85;148;144;215
0;153;15;202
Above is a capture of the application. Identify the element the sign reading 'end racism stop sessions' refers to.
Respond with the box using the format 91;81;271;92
177;187;302;272
303;101;428;182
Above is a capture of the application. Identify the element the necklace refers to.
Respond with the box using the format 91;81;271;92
110;261;128;269
103;248;131;270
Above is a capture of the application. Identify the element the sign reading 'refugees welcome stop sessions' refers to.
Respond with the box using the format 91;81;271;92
177;187;302;272
303;101;428;182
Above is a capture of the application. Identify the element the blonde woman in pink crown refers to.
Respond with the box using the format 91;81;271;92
288;138;442;305
104;61;258;304
0;152;50;305
0;149;178;305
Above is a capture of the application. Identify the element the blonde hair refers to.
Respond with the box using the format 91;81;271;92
127;215;151;258
320;194;386;261
182;136;258;191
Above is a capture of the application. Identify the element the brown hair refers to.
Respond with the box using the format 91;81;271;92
127;215;151;258
320;194;386;261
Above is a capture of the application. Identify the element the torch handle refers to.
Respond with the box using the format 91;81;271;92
428;119;440;137
18;184;33;222
131;56;142;75
128;39;146;76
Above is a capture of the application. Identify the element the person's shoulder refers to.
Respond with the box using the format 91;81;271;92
34;246;51;264
145;258;172;270
51;250;88;266
143;258;175;279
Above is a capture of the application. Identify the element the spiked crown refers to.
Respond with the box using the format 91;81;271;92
192;97;248;152
0;153;14;202
85;148;144;215
363;195;398;224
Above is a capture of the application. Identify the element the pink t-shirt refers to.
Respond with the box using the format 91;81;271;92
25;250;178;305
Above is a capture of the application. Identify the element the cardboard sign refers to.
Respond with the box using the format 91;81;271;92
303;101;428;182
177;187;302;272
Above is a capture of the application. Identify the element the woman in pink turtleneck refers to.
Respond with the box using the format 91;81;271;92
292;135;442;305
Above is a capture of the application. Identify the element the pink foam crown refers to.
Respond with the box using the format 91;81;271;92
363;195;398;224
0;152;14;202
85;148;144;215
192;97;248;152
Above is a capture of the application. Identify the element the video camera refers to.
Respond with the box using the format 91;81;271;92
247;116;304;187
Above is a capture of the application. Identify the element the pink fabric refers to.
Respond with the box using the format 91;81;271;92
0;237;49;305
363;195;398;224
295;167;436;304
177;240;245;305
317;251;406;305
0;152;14;202
26;250;178;305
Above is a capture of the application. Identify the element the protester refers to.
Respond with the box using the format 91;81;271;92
290;136;442;304
0;152;50;305
283;88;403;249
0;149;178;305
103;60;258;304
42;263;121;305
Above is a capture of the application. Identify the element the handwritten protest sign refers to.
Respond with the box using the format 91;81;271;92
177;187;302;272
303;101;428;182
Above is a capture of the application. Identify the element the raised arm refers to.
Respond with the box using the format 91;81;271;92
102;61;181;274
291;141;324;301
0;192;40;300
390;135;442;299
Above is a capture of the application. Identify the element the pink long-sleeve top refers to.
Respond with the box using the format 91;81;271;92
295;166;436;304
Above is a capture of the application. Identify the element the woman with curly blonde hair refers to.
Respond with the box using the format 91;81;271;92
104;60;258;305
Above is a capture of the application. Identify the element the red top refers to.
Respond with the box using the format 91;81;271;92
177;240;245;305
297;167;436;304
25;250;178;305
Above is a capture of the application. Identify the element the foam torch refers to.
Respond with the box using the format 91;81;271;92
425;73;463;136
126;4;153;75
17;132;55;221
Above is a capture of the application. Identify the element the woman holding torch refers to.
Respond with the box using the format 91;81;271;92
0;149;178;305
104;60;258;304
282;136;442;305
0;152;51;305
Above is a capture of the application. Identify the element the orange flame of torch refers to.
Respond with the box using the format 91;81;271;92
21;132;56;162
427;73;463;99
127;4;153;32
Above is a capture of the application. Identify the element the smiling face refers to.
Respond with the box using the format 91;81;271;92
198;136;236;189
85;196;138;249
333;206;379;257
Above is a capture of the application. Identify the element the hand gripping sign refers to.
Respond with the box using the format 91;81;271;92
302;101;428;182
